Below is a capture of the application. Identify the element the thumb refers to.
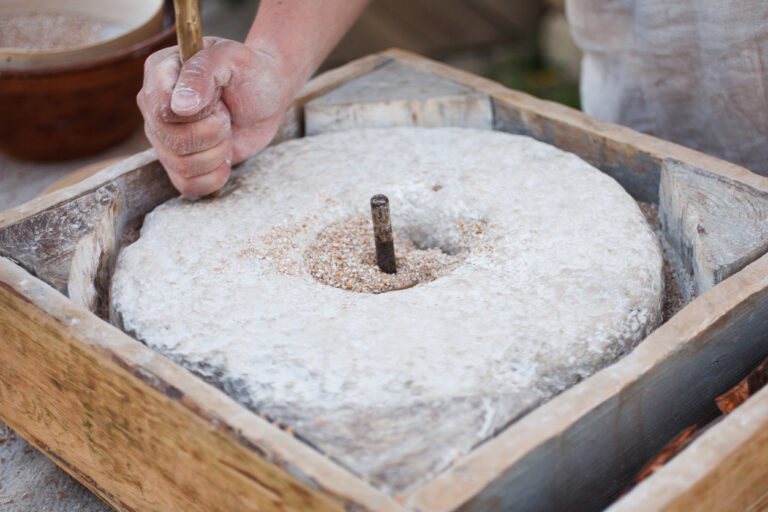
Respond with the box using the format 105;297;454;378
171;48;220;116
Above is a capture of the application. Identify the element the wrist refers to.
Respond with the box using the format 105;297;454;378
245;37;305;107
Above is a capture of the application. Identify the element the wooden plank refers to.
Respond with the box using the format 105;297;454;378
609;386;768;512
273;53;393;144
409;252;768;511
40;156;128;196
0;257;403;512
305;60;493;134
67;192;123;316
0;152;173;295
660;158;768;295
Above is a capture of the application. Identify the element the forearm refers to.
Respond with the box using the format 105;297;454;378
245;0;371;98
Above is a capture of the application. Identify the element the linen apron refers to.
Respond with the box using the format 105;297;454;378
566;0;768;175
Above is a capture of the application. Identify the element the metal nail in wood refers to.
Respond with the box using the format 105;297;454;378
370;194;397;274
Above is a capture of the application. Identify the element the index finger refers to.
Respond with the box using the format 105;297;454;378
139;46;182;124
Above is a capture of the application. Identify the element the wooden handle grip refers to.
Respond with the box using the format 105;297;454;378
173;0;204;63
172;0;226;199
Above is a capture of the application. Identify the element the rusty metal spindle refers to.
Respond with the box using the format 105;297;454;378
370;194;397;274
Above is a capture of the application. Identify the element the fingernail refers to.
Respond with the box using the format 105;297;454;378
171;88;200;112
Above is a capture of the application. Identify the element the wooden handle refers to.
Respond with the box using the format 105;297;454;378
173;0;225;199
173;0;203;63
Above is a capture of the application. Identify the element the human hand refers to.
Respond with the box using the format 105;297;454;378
137;37;287;196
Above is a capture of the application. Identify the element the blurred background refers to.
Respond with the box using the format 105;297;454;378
204;0;581;108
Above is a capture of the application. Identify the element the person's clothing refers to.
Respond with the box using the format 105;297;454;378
566;0;768;175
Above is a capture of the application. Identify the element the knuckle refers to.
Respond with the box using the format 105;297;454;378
165;135;188;155
143;55;155;76
173;158;197;179
206;115;230;143
142;121;155;142
153;102;174;123
145;47;174;71
169;134;197;155
172;119;229;155
177;57;211;89
173;155;209;179
165;126;202;155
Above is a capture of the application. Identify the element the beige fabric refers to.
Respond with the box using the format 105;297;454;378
566;0;768;175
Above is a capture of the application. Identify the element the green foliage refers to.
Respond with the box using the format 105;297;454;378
477;37;581;109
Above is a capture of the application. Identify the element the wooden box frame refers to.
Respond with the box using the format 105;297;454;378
2;49;768;511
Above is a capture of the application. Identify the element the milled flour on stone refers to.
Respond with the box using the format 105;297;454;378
110;127;664;493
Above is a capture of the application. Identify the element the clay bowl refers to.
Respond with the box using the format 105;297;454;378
0;0;164;70
0;3;176;161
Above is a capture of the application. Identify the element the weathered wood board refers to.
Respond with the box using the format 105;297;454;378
660;159;768;294
410;251;768;511
305;60;493;134
2;49;768;511
609;385;768;512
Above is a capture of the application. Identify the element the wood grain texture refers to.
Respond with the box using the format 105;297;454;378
41;157;128;196
173;0;203;63
409;252;768;511
67;193;123;316
609;386;768;512
0;257;403;512
0;183;120;294
0;152;175;295
659;158;768;294
305;60;493;135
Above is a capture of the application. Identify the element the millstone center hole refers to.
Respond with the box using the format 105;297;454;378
304;217;486;294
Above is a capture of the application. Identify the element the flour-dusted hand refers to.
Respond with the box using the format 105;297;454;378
137;37;287;196
138;0;371;196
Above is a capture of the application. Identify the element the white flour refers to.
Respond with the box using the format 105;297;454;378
111;127;663;492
